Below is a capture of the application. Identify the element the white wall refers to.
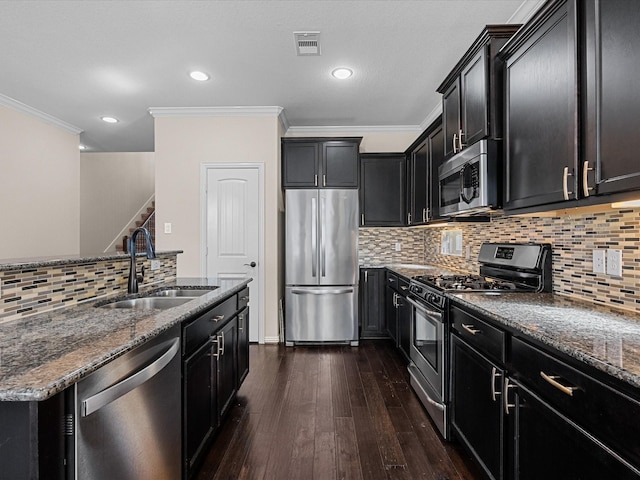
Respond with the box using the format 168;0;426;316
154;114;282;343
80;152;155;254
0;104;79;258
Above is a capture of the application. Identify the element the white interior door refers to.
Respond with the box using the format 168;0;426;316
205;165;262;342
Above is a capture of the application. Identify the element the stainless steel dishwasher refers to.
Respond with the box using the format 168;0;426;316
73;325;181;479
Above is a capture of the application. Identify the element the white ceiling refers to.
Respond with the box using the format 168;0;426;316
0;0;542;152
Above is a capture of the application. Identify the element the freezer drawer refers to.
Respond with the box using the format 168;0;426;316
285;286;358;344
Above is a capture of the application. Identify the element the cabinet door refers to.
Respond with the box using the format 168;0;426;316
450;335;503;480
428;123;445;221
360;154;406;226
360;269;387;338
461;47;489;147
509;382;640;480
282;142;320;188
217;318;238;421
584;0;640;197
396;293;411;362
184;340;217;476
237;307;250;386
409;141;428;225
442;79;461;159
504;1;578;211
323;141;359;188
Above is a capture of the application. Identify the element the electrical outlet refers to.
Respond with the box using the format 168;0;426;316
466;245;471;260
606;249;623;277
164;222;172;234
150;259;161;271
592;250;606;274
395;242;402;252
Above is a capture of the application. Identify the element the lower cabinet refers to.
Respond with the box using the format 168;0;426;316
359;268;387;338
385;271;411;361
182;289;250;479
386;275;398;343
396;292;411;361
450;301;640;479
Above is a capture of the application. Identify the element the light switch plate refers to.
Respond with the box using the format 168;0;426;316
592;250;605;274
606;249;622;277
395;242;401;252
164;222;172;234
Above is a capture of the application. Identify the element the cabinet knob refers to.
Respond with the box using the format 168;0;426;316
211;315;225;323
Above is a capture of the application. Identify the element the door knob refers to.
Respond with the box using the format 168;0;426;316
244;261;257;267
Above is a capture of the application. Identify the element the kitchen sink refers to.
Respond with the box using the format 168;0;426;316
98;297;194;310
149;288;217;298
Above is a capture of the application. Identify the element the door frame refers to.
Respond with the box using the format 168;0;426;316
200;162;265;344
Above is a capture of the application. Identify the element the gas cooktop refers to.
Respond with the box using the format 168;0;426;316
412;273;518;292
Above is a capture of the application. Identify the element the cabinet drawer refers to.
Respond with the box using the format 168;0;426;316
238;287;250;310
397;276;410;296
183;295;237;356
511;336;640;469
450;306;505;363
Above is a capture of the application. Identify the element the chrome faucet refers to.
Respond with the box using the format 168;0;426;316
127;227;156;294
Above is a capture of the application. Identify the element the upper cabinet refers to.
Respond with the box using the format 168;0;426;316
583;0;640;197
406;116;445;225
360;153;406;227
501;0;640;214
282;137;362;189
501;1;578;211
437;25;521;160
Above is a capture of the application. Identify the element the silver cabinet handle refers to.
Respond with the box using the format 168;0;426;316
540;371;579;396
582;160;593;197
407;212;411;224
314;174;318;187
240;295;250;302
238;313;244;331
361;213;365;225
503;377;516;415
320;195;326;277
458;129;465;152
220;331;225;356
82;337;180;417
452;133;458;154
291;288;354;295
211;314;225;323
400;285;408;291
491;367;502;401
393;292;398;308
423;208;427;223
323;174;326;187
364;270;368;282
563;166;573;201
311;196;317;277
461;323;481;335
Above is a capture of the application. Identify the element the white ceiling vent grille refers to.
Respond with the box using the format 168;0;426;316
294;31;321;56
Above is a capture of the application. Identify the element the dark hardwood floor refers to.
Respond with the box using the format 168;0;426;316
196;341;481;480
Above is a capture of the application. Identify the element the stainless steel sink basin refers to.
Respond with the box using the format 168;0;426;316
149;288;216;298
99;297;194;310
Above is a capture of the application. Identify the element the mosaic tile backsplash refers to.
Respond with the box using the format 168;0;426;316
361;206;640;313
0;255;177;324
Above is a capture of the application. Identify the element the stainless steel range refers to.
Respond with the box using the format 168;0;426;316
407;242;552;439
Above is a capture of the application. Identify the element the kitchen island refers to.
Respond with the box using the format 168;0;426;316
0;254;251;479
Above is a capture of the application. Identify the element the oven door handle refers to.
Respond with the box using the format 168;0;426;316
407;296;442;319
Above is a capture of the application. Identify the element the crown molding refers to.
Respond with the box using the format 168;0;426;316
0;93;83;135
420;104;443;131
148;106;284;118
286;124;422;135
508;0;546;25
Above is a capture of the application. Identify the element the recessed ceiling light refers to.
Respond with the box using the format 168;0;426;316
189;71;210;81
79;145;87;150
101;116;119;123
331;68;353;80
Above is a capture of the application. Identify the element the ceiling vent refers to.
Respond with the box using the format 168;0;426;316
294;31;321;56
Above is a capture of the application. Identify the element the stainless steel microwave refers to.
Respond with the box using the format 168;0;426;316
438;139;501;216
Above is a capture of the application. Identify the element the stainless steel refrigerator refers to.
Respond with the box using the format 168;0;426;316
285;189;359;346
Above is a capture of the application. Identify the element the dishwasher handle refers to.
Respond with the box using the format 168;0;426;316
81;337;180;417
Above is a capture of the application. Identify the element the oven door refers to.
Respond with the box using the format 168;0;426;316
407;296;444;399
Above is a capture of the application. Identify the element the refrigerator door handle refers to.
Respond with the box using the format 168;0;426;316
311;196;317;277
320;195;326;277
291;288;354;295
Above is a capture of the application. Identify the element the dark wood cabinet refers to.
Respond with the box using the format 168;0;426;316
406;116;445;225
360;153;406;226
359;268;387;338
282;138;361;189
384;272;410;361
396;290;411;361
583;0;640;198
502;0;578;211
450;315;504;480
438;25;520;160
385;275;398;343
182;288;250;478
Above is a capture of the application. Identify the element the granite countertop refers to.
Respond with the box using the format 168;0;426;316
0;276;251;401
0;250;184;272
451;292;640;390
